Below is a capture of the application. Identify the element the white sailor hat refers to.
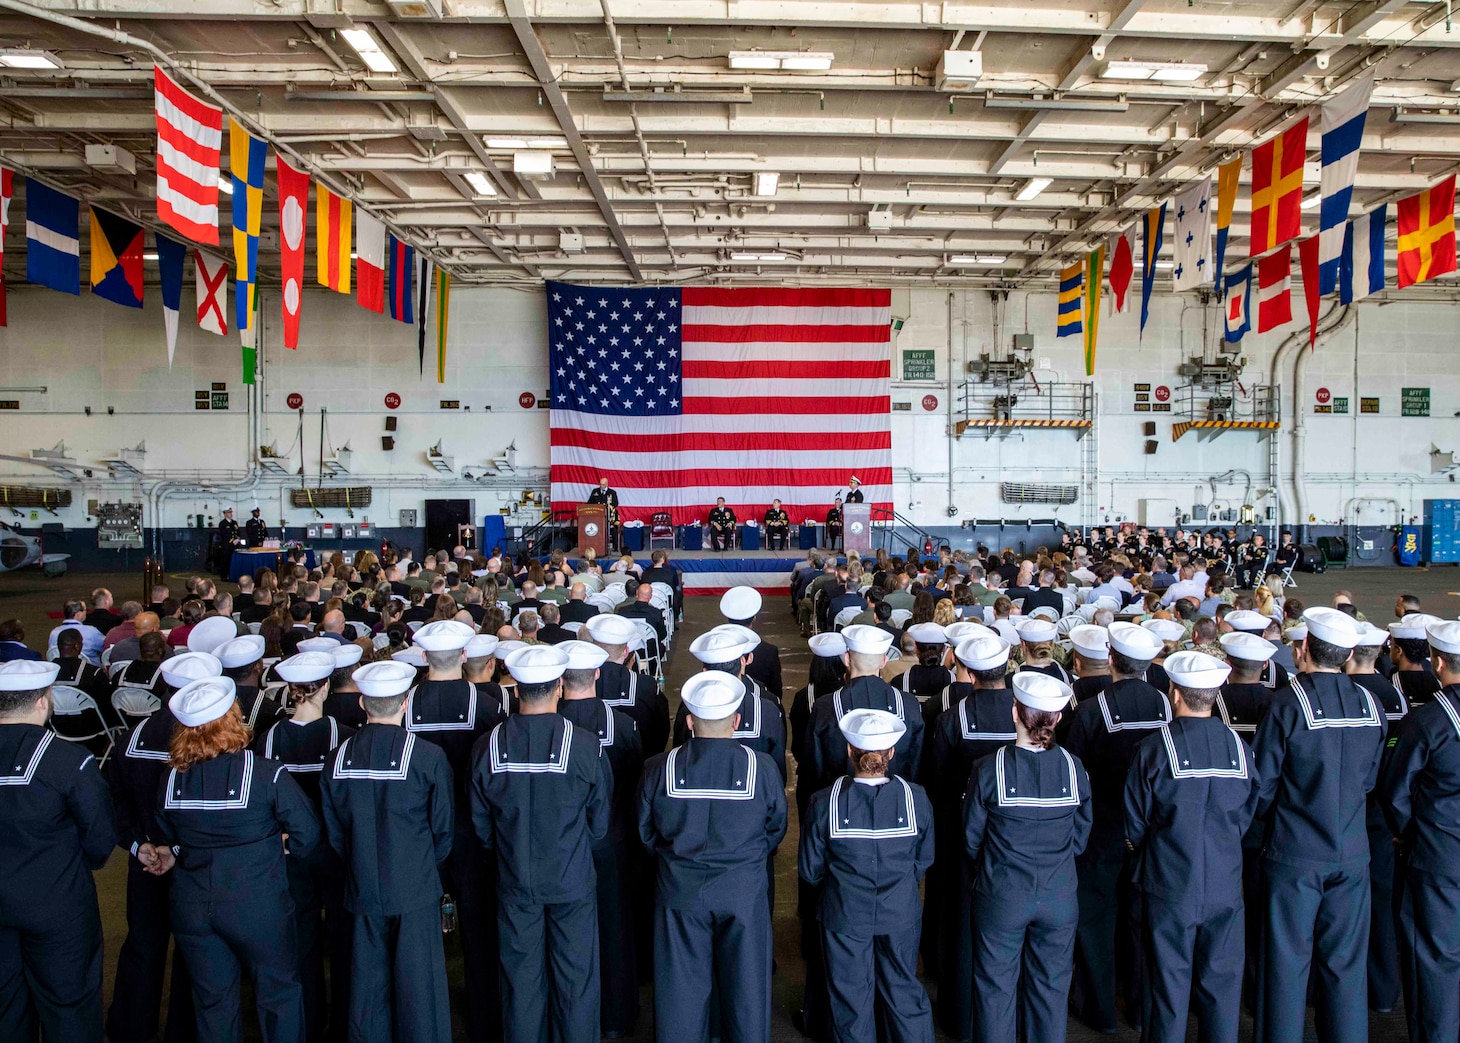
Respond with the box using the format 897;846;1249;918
838;708;907;751
1069;625;1111;660
559;640;610;671
1028;606;1061;622
809;632;847;658
689;627;757;664
186;615;238;655
353;661;416;698
1015;618;1058;643
1224;610;1271;633
1011;671;1072;713
719;587;762;621
954;634;1010;671
169;676;237;727
990;619;1021;645
496;640;527;660
842;624;895;656
1141;618;1186;643
465;634;500;659
1429;620;1460;655
1390;613;1444;641
1303;607;1361;649
1108;621;1164;660
1286;624;1309;643
471;569;491;578
274;651;335;685
298;637;339;654
1219;631;1278;662
1164;650;1231;689
391;646;428;667
907;622;948;645
1354;623;1390;648
413;620;475;652
213;635;265;669
161;651;222;689
331;642;363;668
680;672;745;721
504;644;568;684
0;660;59;691
583;614;639;645
714;623;762;653
944;621;983;644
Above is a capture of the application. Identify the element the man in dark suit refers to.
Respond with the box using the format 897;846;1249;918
640;549;683;619
560;585;600;626
535;604;575;646
618;581;667;643
1020;569;1066;618
84;589;124;636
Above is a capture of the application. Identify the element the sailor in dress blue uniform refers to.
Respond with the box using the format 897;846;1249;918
964;670;1092;1043
1389;613;1444;708
1013;617;1072;685
722;587;784;700
407;621;507;1043
265;651;356;1042
1251;608;1386;1043
1064;621;1171;1033
470;644;612;1043
1377;619;1460;1043
322;642;368;729
638;672;788;1043
557;640;644;1036
585;613;670;756
0;660;115;1043
800;708;935;1043
155;676;322;1043
897;622;955;732
676;625;787;780
1061;625;1112;745
320;660;456;1043
1124;651;1260;1043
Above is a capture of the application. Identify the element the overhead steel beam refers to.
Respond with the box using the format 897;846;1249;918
501;0;643;280
1258;0;1408;96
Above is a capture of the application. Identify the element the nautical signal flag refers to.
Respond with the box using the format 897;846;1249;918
0;167;12;325
89;207;144;308
1256;243;1293;333
436;269;451;383
356;211;386;313
276;157;309;349
1171;176;1212;292
1083;245;1105;376
195;250;228;336
156;232;187;367
1340;204;1386;304
1317;74;1373;294
153;66;222;245
1056;261;1083;338
1140;203;1166;337
24;179;79;295
229;117;266;334
1298;234;1321;347
1224;265;1251;343
417;257;433;374
387;235;415;323
1396;175;1456;289
1107;223;1135;312
1213;157;1241;298
1250;117;1307;258
316;184;352;294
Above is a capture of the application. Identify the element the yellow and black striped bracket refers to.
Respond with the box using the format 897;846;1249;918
1171;420;1281;442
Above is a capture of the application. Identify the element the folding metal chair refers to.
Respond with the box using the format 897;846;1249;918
888;609;913;629
561;621;583;635
833;607;861;631
246;621;263;635
50;685;121;767
111;686;162;733
633;619;663;680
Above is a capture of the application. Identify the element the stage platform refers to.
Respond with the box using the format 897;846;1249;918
567;547;816;596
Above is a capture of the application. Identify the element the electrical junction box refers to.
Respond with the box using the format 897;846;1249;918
1191;503;1209;522
935;50;984;91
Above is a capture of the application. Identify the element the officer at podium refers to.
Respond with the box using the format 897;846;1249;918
844;477;864;503
245;507;269;547
708;498;737;552
763;500;790;551
587;477;620;551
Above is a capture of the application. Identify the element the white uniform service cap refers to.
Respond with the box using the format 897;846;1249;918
161;651;222;689
1015;618;1058;643
413;620;476;652
719;587;762;621
186;615;238;655
1163;650;1231;689
214;635;265;669
841;625;895;656
809;633;847;658
838;708;907;751
954;634;1010;671
1108;621;1164;660
559;640;610;670
1069;625;1111;660
1011;671;1071;713
354;661;416;698
680;672;745;721
906;622;948;645
583;614;639;645
1303;607;1361;649
169;676;237;727
503;644;568;684
274;652;335;684
0;660;59;691
1219;632;1278;662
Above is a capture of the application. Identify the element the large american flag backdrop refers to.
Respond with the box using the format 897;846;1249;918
547;282;893;525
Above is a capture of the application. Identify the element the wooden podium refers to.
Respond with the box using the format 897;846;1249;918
577;504;609;556
843;503;872;552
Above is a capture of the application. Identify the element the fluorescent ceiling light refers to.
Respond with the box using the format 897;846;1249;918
1300;193;1321;210
0;50;62;69
730;251;788;261
753;172;779;196
142;252;159;261
984;94;1129;113
1155;259;1174;270
484;136;566;150
727;50;834;72
1015;177;1053;201
949;254;1007;265
463;171;498;197
339;28;397;74
1102;60;1206;82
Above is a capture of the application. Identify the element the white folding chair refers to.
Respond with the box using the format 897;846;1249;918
884;647;903;663
561;621;583;635
634;619;663;679
833;607;860;631
372;633;392;651
888;609;912;628
50;685;121;767
246;621;263;635
346;621;370;639
406;621;424;633
112;686;161;732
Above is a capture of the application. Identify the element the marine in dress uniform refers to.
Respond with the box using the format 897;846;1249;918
1377;619;1460;1043
637;672;788;1043
1063;622;1171;1033
586;613;671;755
675;626;788;781
1251;609;1386;1043
320;660;456;1043
406;621;507;1043
708;497;738;552
1124;651;1260;1043
0;660;115;1043
825;499;844;550
763;499;791;551
844;477;865;504
800;708;936;1043
964;671;1093;1043
244;507;269;547
721;587;784;700
264;652;357;1043
155;676;322;1043
470;644;612;1043
1389;613;1445;707
557;641;644;1036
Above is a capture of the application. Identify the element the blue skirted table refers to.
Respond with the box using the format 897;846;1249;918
229;547;316;584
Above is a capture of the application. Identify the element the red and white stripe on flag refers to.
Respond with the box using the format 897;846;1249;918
1256;245;1292;333
548;285;893;525
275;157;309;348
153;66;222;245
356;211;385;313
195;250;228;336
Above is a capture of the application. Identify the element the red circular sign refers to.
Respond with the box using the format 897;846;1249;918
285;392;303;410
384;393;401;410
1154;385;1171;402
519;392;536;409
1316;387;1331;404
922;394;939;411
